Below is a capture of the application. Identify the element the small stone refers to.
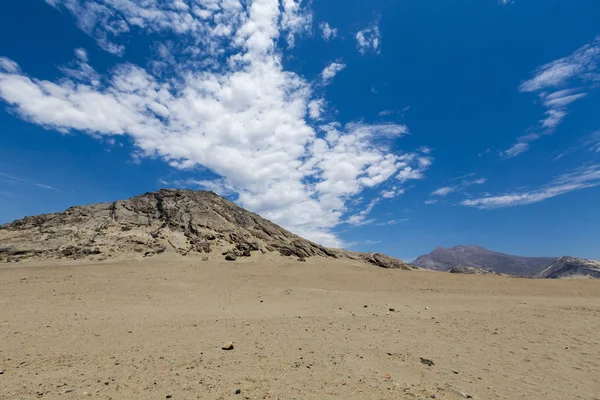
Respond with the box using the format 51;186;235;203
384;374;391;380
166;394;172;399
388;308;395;312
0;370;4;374
420;357;435;366
222;342;234;350
425;307;430;310
235;389;241;394
64;389;74;393
363;305;368;308
297;257;306;262
430;395;437;399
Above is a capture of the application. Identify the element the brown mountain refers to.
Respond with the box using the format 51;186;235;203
536;256;600;279
0;189;410;270
412;245;557;277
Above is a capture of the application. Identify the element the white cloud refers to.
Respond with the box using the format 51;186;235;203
375;218;408;226
431;186;455;197
431;176;486;197
356;23;381;55
0;57;21;73
501;141;531;159
0;0;431;248
308;98;325;120
424;199;438;205
461;164;600;209
321;61;346;84
380;186;405;198
281;0;313;48
503;36;600;158
346;199;379;226
319;22;337;41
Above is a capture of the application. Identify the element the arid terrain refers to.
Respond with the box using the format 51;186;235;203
2;253;599;400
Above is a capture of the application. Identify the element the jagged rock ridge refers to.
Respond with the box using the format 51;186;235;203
0;189;411;270
412;245;557;277
536;256;600;279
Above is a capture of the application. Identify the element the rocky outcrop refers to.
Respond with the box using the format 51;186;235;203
536;256;600;279
412;245;556;277
0;189;411;270
360;253;414;270
448;266;500;275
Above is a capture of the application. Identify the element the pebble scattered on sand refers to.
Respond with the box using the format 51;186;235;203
222;342;234;350
420;357;435;366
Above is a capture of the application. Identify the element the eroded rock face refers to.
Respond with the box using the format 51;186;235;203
448;266;499;275
0;189;411;270
0;190;333;262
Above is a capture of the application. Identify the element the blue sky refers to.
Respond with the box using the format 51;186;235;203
1;0;599;260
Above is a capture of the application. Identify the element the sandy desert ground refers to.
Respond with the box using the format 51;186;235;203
1;254;600;400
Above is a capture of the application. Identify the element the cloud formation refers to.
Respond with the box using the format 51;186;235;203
0;0;431;247
321;62;346;84
461;164;600;209
356;23;381;55
319;22;337;41
431;177;486;197
502;36;600;158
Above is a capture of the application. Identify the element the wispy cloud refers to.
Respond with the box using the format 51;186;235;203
346;199;379;226
424;199;438;205
502;36;600;158
356;22;381;55
0;172;59;191
321;61;346;84
461;164;600;209
319;22;337;41
379;106;410;117
376;218;409;226
554;130;600;160
431;177;486;197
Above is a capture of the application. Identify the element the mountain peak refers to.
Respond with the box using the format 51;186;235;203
0;189;412;270
413;245;557;276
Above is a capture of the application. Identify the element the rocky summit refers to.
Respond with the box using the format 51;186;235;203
0;189;411;269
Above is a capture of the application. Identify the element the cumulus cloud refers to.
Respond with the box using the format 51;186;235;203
319;22;337;41
356;23;380;55
502;36;600;158
308;98;325;120
321;61;346;84
0;0;431;247
461;164;600;209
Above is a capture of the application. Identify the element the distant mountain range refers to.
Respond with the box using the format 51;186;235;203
412;245;557;277
537;257;600;279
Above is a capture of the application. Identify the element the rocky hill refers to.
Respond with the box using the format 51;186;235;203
0;189;411;270
536;256;600;279
412;245;556;276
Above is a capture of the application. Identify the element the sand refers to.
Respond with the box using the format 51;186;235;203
1;254;599;400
